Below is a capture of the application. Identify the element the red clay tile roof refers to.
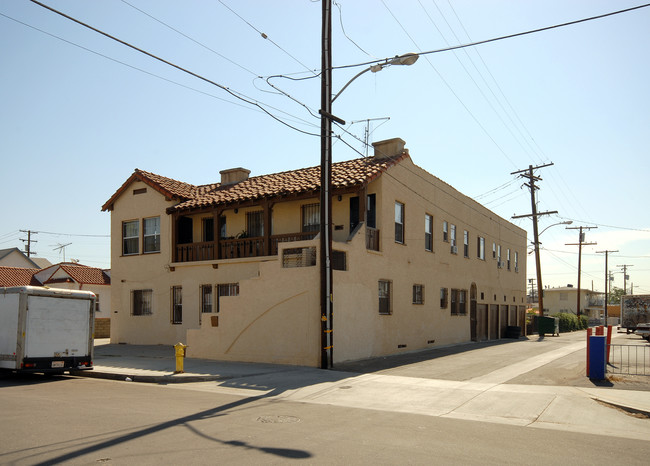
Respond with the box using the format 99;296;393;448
115;155;406;216
102;169;199;211
0;267;40;287
103;153;408;213
44;264;111;286
171;155;408;212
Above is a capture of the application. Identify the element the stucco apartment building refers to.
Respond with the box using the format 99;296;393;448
102;138;527;366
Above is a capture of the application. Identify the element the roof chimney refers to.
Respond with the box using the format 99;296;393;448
220;167;250;186
372;138;406;161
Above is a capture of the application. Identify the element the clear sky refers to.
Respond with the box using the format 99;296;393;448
1;0;648;295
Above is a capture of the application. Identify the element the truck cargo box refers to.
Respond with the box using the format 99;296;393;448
0;286;95;373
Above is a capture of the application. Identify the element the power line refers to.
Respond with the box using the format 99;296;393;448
381;0;518;168
28;1;322;138
332;3;650;72
120;0;258;76
216;0;317;76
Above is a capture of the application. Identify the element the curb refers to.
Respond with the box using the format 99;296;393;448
70;370;232;384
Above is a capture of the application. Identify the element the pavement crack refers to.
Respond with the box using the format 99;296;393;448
526;395;556;427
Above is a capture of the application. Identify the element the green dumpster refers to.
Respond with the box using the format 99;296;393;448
539;316;559;336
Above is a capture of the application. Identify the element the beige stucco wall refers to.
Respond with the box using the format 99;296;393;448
107;156;527;366
186;241;320;366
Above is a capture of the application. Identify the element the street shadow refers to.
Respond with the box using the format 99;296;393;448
32;388;312;465
0;372;71;387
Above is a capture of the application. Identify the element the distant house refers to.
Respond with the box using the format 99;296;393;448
0;261;112;338
102;138;528;366
33;263;112;337
0;247;42;269
543;285;604;320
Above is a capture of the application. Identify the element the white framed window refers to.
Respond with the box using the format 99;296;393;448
514;251;519;271
443;221;448;242
450;224;457;247
425;214;433;251
477;237;485;260
122;220;139;255
463;230;469;258
143;217;160;253
395;202;405;244
507;248;511;270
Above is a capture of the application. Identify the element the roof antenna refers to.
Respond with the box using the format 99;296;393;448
52;243;72;262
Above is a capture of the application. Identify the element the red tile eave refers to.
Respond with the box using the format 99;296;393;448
101;170;187;212
166;153;408;215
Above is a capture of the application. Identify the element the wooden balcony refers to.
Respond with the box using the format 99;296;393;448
174;231;318;263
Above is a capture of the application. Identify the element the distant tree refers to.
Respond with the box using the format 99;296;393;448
608;286;626;304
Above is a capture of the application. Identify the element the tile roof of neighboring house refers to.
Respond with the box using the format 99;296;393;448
102;153;408;213
42;264;111;286
0;266;40;287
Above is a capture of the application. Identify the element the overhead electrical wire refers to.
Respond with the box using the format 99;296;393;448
331;2;650;72
381;0;518;168
216;0;317;76
120;0;258;76
28;0;321;137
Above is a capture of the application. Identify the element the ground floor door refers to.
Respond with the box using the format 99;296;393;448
476;304;488;341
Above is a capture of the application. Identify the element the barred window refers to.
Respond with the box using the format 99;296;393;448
302;203;320;233
246;211;264;237
413;284;424;305
332;250;346;271
171;286;182;324
200;284;213;313
217;283;240;312
132;289;152;316
379;280;392;315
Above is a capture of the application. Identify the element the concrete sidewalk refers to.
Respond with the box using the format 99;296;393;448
76;335;650;440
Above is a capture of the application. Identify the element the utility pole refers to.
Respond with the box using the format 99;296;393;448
608;271;614;294
566;226;596;319
616;264;633;294
19;229;38;257
597;249;618;324
511;163;555;326
319;0;334;369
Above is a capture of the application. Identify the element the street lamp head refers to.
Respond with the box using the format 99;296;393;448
562;220;573;225
388;53;419;66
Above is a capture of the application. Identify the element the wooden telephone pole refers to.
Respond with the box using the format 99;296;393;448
566;226;597;319
512;163;555;325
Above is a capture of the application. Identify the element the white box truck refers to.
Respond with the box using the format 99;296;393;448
0;286;95;373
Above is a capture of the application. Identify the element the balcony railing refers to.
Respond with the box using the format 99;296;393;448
174;231;318;263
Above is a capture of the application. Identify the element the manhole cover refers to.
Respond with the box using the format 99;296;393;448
256;415;301;424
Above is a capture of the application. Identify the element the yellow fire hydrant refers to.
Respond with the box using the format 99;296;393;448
174;342;187;374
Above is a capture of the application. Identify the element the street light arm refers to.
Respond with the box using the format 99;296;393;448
331;53;419;103
331;66;374;103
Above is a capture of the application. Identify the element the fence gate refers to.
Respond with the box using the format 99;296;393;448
607;344;650;376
